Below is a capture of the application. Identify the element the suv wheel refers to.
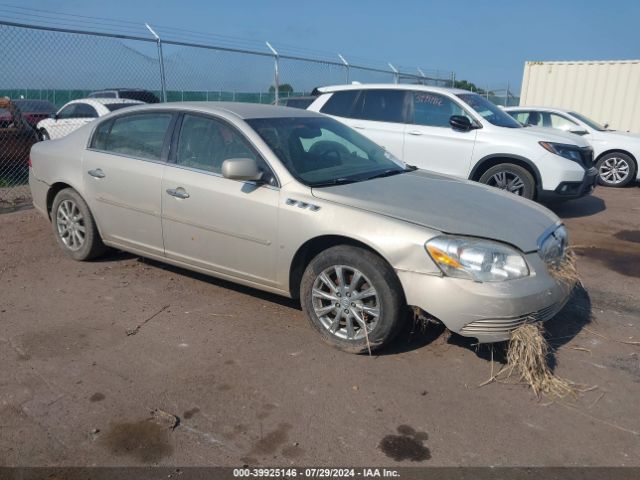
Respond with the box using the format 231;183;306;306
596;152;636;187
479;163;535;199
300;245;405;354
51;188;107;261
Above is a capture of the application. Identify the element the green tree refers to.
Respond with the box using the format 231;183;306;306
453;79;492;95
268;84;294;94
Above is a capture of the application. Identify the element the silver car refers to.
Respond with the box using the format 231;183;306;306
29;102;571;353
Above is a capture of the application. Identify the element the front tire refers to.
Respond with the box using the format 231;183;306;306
596;152;636;187
478;163;536;199
300;245;405;354
51;188;107;261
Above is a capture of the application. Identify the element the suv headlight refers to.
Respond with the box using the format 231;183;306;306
539;141;583;163
426;236;529;282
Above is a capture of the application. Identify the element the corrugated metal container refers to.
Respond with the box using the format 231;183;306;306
520;60;640;133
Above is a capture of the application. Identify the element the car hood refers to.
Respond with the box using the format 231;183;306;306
593;130;640;144
518;126;591;147
311;170;560;252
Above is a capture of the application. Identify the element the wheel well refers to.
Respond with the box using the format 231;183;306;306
288;235;385;299
46;182;72;219
596;149;637;166
470;156;538;184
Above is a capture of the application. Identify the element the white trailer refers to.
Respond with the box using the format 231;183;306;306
520;60;640;133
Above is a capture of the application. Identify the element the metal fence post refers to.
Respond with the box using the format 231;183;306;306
388;63;399;84
417;68;426;85
266;42;279;104
146;23;167;102
338;54;350;84
451;72;456;88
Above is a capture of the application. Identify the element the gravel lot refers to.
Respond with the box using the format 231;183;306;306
1;186;639;467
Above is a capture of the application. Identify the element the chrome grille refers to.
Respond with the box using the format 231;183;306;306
460;302;562;336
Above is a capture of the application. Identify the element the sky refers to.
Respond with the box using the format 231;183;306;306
4;0;640;93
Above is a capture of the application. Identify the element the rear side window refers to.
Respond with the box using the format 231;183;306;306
90;113;172;161
354;89;407;123
319;90;360;117
74;103;98;118
105;103;137;112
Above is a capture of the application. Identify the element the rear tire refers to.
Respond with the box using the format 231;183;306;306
479;163;536;199
596;152;636;187
300;245;405;354
51;188;107;261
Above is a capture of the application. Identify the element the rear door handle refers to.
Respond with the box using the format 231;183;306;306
166;187;190;199
87;168;105;178
407;130;423;136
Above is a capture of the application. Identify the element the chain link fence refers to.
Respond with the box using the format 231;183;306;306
0;19;454;208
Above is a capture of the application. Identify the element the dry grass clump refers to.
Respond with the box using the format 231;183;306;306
505;322;577;399
548;248;581;291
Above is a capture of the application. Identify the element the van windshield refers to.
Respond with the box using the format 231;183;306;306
457;93;522;128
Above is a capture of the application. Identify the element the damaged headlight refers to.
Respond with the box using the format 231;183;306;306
425;236;530;282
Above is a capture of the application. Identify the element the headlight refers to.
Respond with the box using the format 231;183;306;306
539;141;583;163
425;236;529;282
539;225;568;265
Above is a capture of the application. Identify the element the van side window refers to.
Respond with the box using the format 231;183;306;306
411;92;468;127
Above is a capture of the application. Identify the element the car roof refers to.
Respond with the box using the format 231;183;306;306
67;98;144;107
117;101;323;119
316;83;470;95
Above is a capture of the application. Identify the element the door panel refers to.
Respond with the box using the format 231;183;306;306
161;167;279;284
83;150;165;255
404;91;476;177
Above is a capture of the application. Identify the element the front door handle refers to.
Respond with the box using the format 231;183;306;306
351;124;365;130
87;168;105;178
407;130;423;136
166;187;190;199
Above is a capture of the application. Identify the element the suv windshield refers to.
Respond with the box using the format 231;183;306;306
246;116;408;187
456;93;522;128
569;111;607;131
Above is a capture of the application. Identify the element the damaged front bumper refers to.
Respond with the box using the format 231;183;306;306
397;252;571;343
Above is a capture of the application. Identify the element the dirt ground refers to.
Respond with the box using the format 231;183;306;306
1;186;639;467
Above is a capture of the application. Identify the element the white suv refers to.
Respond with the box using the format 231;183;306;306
307;84;597;201
505;106;640;187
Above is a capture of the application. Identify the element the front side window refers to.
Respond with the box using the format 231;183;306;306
57;104;78;119
247;116;407;187
175;114;276;184
549;113;578;130
456;93;521;128
90;113;172;161
411;92;470;127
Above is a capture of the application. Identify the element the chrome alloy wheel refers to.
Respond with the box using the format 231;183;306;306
56;199;85;251
487;171;526;195
311;265;380;341
599;156;630;185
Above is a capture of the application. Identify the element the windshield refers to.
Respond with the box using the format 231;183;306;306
569;111;607;131
246;116;408;187
456;93;522;128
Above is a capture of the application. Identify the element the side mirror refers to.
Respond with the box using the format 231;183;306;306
221;157;264;182
568;126;588;135
603;123;609;129
52;113;59;120
449;115;474;132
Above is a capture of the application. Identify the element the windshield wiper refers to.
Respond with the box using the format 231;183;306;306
364;168;410;181
310;178;357;188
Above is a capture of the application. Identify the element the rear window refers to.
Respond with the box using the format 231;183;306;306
319;90;360;117
105;103;138;112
